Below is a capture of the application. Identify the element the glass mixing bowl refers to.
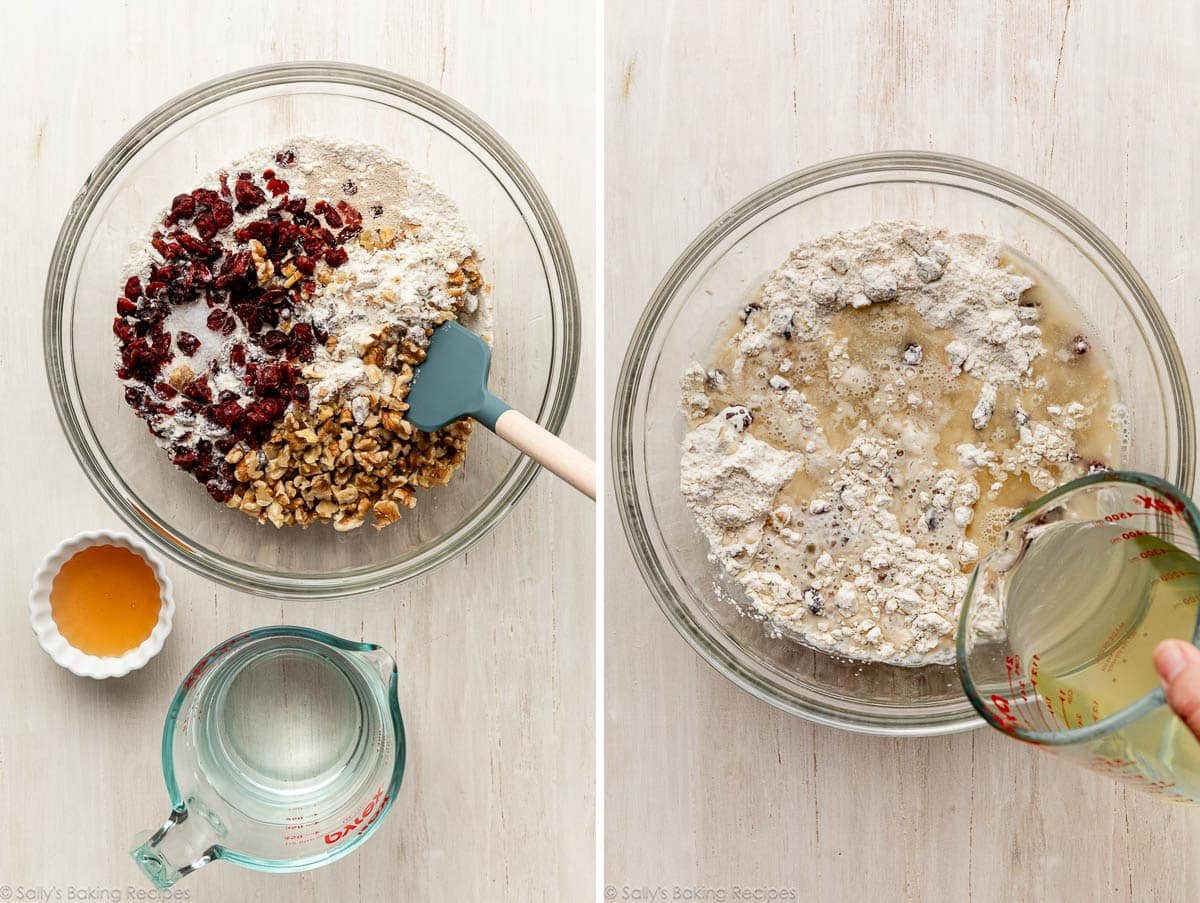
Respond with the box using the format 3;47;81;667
612;151;1194;735
45;63;579;599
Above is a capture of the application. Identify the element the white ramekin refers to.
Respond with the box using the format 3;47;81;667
29;530;175;679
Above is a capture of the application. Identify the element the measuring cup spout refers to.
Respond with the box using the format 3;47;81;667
130;806;220;889
356;646;399;687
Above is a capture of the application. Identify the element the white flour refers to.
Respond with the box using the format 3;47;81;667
680;222;1121;666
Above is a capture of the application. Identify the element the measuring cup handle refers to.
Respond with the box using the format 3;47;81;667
130;807;219;889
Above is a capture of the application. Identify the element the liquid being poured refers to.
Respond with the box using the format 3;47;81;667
1001;519;1200;799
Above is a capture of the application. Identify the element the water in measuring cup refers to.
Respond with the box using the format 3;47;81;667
190;639;382;825
1003;515;1200;795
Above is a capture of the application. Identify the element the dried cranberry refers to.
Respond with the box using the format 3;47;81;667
113;318;135;343
193;212;218;240
274;221;300;255
218;173;231;198
205;480;232;503
183;376;212;404
286;197;306;214
221;316;236;336
261;397;287;419
175;233;216;258
313;200;341;228
259;330;289;353
191;188;221;209
154;382;178;400
336;225;361;244
145;280;168;299
206;309;228;332
291;323;314;345
234;178;267;211
254;362;289;391
266;178;289;197
227;251;251;278
177;332;201;356
124;385;146;408
124;276;144;300
172;450;198;472
117;297;137;316
187;261;213;285
168;193;196;223
239;219;275;245
336;201;362;228
211;201;234;229
211;399;244;427
324;247;349;267
275;148;296;167
291;383;309;405
230;343;247;368
803;587;824;616
291;255;317;275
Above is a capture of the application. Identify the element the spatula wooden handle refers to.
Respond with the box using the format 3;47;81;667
493;410;596;500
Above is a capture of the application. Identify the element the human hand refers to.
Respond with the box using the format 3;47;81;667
1154;639;1200;741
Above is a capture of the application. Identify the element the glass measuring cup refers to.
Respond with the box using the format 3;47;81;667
131;626;405;887
958;471;1200;802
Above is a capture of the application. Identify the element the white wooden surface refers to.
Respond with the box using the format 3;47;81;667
0;2;594;901
605;2;1200;901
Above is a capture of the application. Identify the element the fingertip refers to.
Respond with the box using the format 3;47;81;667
1154;638;1200;685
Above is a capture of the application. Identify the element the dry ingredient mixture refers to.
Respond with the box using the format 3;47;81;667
114;137;490;530
679;222;1127;666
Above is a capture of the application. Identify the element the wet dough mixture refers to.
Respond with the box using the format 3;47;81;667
679;222;1126;666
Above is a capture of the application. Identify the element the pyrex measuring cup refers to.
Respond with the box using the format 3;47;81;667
131;626;405;887
958;471;1200;802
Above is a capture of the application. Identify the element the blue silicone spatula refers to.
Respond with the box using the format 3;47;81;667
406;322;596;500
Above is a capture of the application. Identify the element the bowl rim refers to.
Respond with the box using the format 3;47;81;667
29;530;176;679
611;149;1196;736
44;61;580;599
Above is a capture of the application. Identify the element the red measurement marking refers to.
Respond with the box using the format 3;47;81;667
1132;548;1171;562
990;694;1019;733
1111;529;1150;544
1155;570;1198;583
1028;654;1057;732
324;787;391;845
1099;511;1157;524
1134;493;1188;517
183;632;253;689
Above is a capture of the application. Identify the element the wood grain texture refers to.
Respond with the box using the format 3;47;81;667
604;2;1200;900
0;2;594;901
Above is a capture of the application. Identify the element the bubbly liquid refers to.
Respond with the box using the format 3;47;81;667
49;545;161;656
696;252;1125;583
